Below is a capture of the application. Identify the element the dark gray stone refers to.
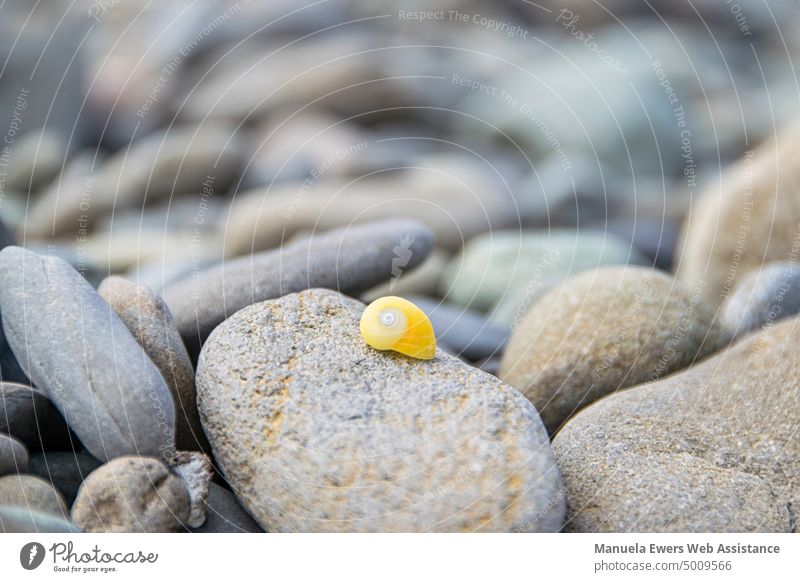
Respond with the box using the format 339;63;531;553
192;483;263;533
0;382;71;451
27;451;101;506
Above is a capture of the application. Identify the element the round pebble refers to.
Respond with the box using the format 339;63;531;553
71;456;190;533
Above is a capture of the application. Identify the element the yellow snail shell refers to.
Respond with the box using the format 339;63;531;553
359;296;436;360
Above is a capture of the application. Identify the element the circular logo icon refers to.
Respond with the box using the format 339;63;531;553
20;542;46;570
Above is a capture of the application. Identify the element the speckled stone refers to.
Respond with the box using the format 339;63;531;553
165;219;435;354
98;276;206;452
0;247;176;462
0;474;68;518
0;434;28;476
553;317;800;532
71;456;190;533
0;382;71;451
721;262;800;340
501;267;728;433
677;120;800;307
196;289;564;532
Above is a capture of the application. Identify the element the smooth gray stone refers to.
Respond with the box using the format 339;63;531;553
0;382;71;451
0;246;176;462
192;483;263;533
27;451;101;506
164;219;435;353
0;505;80;533
554;318;800;532
0;433;28;476
405;296;509;362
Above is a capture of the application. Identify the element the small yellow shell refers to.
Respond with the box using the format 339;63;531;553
359;296;436;360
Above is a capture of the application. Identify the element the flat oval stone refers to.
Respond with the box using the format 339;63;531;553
164;219;435;354
197;289;564;532
0;247;176;462
98;276;206;452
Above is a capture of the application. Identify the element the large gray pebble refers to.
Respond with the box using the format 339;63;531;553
0;247;176;462
676;120;800;308
722;262;800;340
164;219;435;353
192;483;263;533
71;456;190;533
553;317;800;532
501;267;728;433
0;382;71;451
0;434;28;476
98;277;206;452
197;289;564;532
0;474;68;518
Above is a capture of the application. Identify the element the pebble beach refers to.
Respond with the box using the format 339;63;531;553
0;0;798;534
